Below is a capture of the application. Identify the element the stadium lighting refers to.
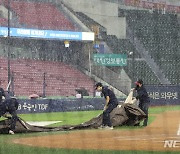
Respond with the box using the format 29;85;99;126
64;40;70;48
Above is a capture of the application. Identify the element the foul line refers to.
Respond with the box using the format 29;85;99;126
177;123;180;136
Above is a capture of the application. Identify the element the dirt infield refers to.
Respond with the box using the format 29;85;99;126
13;111;180;151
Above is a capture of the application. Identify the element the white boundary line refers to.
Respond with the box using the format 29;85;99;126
114;134;180;141
177;123;180;136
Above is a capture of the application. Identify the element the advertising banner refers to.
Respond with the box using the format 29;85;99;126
16;85;179;114
16;98;126;114
146;85;180;106
0;27;94;41
17;98;106;114
93;54;127;66
17;99;51;113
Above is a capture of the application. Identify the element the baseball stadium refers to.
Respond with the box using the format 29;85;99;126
0;0;180;154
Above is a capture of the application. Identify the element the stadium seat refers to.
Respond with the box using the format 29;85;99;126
121;9;179;84
0;57;95;97
5;1;76;30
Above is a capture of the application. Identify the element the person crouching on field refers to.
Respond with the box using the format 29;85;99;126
0;97;19;134
95;82;118;130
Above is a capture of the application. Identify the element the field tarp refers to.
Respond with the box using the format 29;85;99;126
0;103;146;134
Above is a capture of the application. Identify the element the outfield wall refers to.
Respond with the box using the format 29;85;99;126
16;98;108;114
16;85;179;114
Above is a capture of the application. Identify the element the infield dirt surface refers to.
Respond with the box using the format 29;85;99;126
13;111;180;151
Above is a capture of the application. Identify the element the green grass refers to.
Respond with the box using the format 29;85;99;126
18;105;180;127
149;105;180;114
18;110;102;126
0;105;180;154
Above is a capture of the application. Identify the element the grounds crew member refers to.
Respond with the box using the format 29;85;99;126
134;79;150;126
95;82;118;129
0;97;19;134
0;86;6;103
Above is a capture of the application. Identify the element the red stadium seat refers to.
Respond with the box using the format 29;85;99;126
0;57;94;97
8;1;75;30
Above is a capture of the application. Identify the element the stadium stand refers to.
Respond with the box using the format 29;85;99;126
1;0;178;98
70;11;162;85
1;0;77;31
105;35;141;58
104;35;161;84
74;11;161;84
121;9;180;84
0;57;95;97
79;8;179;85
75;11;107;40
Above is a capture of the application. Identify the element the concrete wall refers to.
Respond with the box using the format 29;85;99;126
62;0;126;39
